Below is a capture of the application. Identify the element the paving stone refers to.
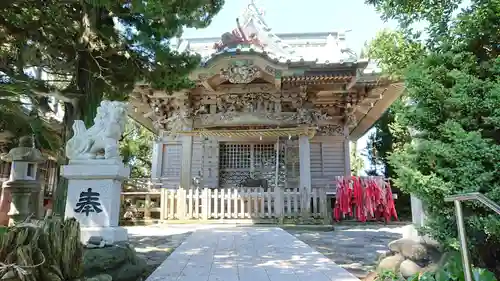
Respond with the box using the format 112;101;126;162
145;227;361;281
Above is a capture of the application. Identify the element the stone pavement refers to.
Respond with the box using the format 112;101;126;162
146;227;360;281
286;225;405;277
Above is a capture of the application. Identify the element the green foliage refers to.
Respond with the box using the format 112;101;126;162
364;29;420;177
367;29;425;80
376;253;498;281
367;0;500;276
119;118;154;178
0;0;224;139
350;141;365;176
1;0;224;215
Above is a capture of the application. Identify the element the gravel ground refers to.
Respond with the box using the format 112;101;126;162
284;224;407;277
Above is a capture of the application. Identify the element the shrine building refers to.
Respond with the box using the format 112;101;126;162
128;2;404;198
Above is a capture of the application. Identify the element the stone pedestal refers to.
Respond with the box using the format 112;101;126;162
62;159;129;244
3;180;40;224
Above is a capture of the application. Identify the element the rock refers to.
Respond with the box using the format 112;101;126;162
388;238;428;261
377;254;405;272
377;250;392;263
108;256;148;281
83;243;130;272
362;271;378;281
400;259;423;277
86;240;106;248
83;242;148;281
420;235;441;250
88;236;104;245
86;274;113;281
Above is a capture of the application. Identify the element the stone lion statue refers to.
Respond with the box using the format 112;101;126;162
66;100;128;160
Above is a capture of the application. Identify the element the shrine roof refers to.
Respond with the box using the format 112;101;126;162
172;1;361;67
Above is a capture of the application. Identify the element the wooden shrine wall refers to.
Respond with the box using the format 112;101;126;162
158;135;348;190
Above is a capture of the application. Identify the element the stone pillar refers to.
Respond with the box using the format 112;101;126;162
62;159;129;244
150;140;163;181
402;195;426;240
411;195;426;227
1;136;45;225
179;118;193;190
299;135;311;214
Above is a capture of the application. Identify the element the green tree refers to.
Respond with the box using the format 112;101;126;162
120;118;154;178
364;29;422;178
1;0;224;214
350;141;365;176
363;29;422;216
367;0;500;274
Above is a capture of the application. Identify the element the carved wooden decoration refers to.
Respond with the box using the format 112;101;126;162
220;61;261;84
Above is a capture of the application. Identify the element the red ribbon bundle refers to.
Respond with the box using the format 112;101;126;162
332;176;398;222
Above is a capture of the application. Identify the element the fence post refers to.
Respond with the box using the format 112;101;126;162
159;188;165;221
274;187;285;215
177;188;186;220
300;186;311;220
202;188;209;220
274;188;284;222
144;193;151;220
319;187;330;224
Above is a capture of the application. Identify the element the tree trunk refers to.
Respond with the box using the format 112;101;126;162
52;5;103;217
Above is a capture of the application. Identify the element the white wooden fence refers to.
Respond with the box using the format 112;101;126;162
157;187;329;221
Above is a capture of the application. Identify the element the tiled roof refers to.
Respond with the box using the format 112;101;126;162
173;1;360;66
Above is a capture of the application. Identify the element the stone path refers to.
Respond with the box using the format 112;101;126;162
285;225;405;277
146;227;360;281
127;225;240;267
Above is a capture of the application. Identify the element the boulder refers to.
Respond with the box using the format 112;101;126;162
388;238;428;261
83;243;130;272
377;250;392;263
83;242;148;281
85;274;113;281
400;259;423;277
377;254;405;272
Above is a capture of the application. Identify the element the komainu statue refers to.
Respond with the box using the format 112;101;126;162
66;100;128;160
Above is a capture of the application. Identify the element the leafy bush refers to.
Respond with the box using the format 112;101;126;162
376;253;498;281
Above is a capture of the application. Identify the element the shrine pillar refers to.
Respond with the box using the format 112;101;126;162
299;134;311;213
150;140;163;180
343;124;352;177
179;122;193;190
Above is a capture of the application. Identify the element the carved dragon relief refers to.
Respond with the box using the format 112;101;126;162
220;63;261;84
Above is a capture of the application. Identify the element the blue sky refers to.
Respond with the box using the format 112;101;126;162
182;0;398;173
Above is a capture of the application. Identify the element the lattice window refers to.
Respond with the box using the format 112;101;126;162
219;143;281;188
219;144;251;170
253;144;276;171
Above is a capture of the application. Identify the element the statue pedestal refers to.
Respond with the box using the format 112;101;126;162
62;160;129;244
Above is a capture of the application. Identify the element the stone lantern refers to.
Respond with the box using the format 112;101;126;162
1;136;45;225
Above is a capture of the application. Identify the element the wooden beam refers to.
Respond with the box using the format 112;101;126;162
215;83;277;93
201;80;215;92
